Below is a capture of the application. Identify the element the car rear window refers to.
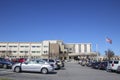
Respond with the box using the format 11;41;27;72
114;61;119;64
49;59;54;62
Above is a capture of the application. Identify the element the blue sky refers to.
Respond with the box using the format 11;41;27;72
0;0;120;55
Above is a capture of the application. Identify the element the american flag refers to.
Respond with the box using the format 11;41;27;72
106;37;112;44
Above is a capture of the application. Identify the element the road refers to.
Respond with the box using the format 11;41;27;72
0;62;120;80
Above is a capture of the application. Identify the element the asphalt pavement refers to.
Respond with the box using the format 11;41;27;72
0;62;120;80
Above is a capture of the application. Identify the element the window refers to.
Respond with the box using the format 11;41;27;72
44;46;48;48
25;46;29;48
49;59;54;62
13;51;17;53
20;46;24;48
31;46;41;48
32;51;35;53
14;46;17;48
36;60;45;64
44;51;48;53
84;44;87;52
9;46;12;48
3;46;6;47
25;51;28;53
2;51;5;53
114;61;119;64
28;61;36;64
32;46;36;48
109;61;112;63
20;51;24;53
37;46;40;48
0;46;6;48
37;51;40;53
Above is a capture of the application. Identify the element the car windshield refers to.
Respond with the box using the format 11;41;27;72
0;58;9;62
43;59;48;61
56;60;60;63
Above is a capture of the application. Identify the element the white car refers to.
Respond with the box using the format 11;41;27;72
107;60;120;72
12;59;54;74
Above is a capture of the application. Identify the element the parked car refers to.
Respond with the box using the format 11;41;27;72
56;60;63;69
12;59;54;74
98;61;108;70
78;60;82;64
0;58;13;69
116;66;120;73
91;62;101;69
106;60;120;72
86;61;92;67
81;60;87;66
18;58;27;63
42;59;58;69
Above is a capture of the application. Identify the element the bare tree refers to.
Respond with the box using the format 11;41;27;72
105;49;115;60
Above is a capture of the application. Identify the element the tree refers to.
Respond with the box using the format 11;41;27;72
105;49;115;60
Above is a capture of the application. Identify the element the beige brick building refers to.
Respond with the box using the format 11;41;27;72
0;40;97;60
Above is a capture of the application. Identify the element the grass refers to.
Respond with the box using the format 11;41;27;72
0;78;13;80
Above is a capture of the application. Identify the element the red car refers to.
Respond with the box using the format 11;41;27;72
18;58;26;63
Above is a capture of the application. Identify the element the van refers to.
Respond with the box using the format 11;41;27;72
107;60;120;72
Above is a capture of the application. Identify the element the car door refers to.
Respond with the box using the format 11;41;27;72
32;60;43;72
21;60;43;72
21;60;36;71
35;60;46;71
113;61;119;70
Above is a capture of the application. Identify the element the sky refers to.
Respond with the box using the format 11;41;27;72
0;0;120;55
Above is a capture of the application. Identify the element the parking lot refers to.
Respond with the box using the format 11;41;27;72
0;62;120;80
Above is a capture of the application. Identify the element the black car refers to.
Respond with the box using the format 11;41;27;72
117;66;120;73
98;61;108;70
0;58;13;69
53;59;65;70
91;62;101;69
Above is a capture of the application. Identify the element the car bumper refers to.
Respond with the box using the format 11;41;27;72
48;67;54;72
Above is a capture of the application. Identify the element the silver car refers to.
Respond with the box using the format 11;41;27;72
42;59;58;69
12;59;54;74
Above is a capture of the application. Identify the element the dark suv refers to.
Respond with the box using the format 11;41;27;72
0;58;13;69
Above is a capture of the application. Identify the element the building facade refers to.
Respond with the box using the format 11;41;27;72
65;43;97;60
0;40;97;60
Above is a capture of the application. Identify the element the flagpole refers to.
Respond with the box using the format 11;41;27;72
105;36;108;60
105;36;112;60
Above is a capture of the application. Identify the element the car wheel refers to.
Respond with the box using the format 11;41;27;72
41;68;48;74
14;67;21;73
3;64;7;69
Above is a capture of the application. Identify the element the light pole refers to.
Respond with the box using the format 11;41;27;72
52;49;54;59
96;44;99;61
